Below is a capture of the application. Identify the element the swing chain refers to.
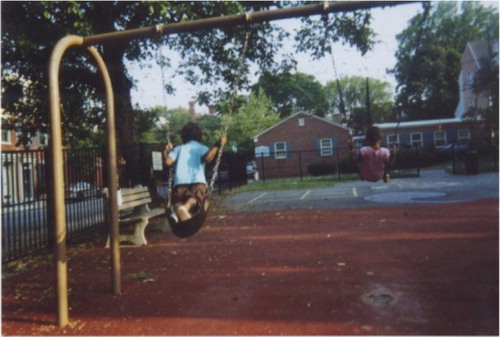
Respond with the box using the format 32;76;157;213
208;29;251;195
156;26;176;208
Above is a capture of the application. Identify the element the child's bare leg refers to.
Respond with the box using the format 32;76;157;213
176;197;197;221
183;197;198;212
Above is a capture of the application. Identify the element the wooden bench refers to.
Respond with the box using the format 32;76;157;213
105;185;165;247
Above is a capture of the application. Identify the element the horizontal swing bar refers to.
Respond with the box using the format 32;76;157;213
82;1;418;46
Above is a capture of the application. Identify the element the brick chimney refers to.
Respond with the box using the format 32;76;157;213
188;101;196;117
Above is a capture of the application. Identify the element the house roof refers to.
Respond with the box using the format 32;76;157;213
465;40;493;69
252;111;348;141
374;118;465;130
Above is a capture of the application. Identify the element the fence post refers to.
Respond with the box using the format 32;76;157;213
260;153;265;183
336;148;341;180
298;151;303;181
415;144;421;177
45;148;55;249
451;144;456;175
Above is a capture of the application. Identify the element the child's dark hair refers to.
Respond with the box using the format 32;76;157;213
181;122;202;143
365;126;383;145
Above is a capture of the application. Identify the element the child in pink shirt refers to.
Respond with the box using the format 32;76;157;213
349;126;397;183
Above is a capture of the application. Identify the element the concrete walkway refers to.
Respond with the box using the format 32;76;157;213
223;170;499;212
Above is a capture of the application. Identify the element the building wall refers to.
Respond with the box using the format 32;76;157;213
456;41;494;118
254;112;350;152
462;45;490;110
253;112;351;179
378;120;483;149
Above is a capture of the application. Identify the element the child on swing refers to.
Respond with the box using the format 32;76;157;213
163;122;226;222
348;126;397;183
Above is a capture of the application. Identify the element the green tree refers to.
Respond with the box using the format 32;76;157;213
136;106;164;144
252;72;329;117
324;76;393;134
391;2;498;121
227;88;279;153
2;1;379;184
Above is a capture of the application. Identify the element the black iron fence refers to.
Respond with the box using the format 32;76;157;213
1;148;108;262
255;145;420;183
2;142;497;262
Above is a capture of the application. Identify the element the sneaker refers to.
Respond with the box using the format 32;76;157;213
169;211;179;223
176;206;192;222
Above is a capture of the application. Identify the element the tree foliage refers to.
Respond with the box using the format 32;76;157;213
226;88;279;153
252;72;329;117
391;2;498;121
324;75;393;134
2;1;379;184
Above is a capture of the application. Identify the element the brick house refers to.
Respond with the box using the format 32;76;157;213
252;112;350;179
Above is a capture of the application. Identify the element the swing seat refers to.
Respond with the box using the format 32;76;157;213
167;200;210;238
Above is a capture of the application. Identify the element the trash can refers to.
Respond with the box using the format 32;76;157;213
464;150;478;175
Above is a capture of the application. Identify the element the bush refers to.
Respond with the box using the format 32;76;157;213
307;161;337;176
338;157;358;174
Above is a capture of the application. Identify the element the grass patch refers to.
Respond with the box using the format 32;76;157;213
234;174;359;193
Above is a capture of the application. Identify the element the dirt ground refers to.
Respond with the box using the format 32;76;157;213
2;198;498;336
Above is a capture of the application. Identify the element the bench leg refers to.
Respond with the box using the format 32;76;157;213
105;218;149;247
130;218;149;246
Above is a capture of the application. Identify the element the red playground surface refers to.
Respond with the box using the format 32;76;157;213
2;199;498;335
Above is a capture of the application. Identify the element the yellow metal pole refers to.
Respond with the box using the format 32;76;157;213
86;46;121;295
82;1;416;46
48;35;84;328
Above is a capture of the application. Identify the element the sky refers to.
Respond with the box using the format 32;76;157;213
128;1;498;114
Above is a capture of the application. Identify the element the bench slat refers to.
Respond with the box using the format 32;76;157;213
120;198;152;211
121;193;151;204
120;186;148;196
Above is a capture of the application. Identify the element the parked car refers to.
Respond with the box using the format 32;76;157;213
246;161;259;181
67;182;103;200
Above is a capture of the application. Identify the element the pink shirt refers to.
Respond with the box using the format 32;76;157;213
359;146;390;182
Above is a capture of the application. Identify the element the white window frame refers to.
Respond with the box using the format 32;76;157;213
2;130;11;144
274;142;287;160
298;118;305;127
434;131;446;147
467;72;474;89
386;134;399;146
410;132;423;148
320;138;333;156
457;129;471;143
37;132;48;147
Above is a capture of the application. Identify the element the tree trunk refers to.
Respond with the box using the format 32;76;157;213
104;45;142;187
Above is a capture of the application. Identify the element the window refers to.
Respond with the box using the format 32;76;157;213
320;138;333;156
298;118;305;127
469;95;477;108
410;133;423;148
467;72;475;89
387;134;399;146
274;142;287;159
2;130;11;144
457;129;471;143
37;132;48;147
434;131;446;147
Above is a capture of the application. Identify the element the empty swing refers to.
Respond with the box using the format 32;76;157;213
157;29;251;238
